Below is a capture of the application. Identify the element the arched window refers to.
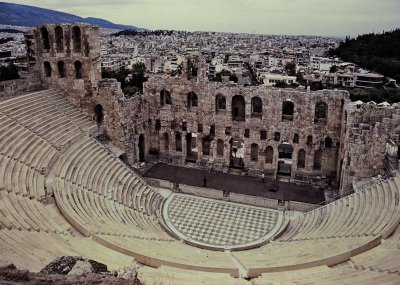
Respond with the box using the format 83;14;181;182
217;139;224;157
202;136;211;156
187;91;198;109
43;61;51;77
160;90;171;106
57;61;65;78
313;150;322;170
72;26;82;52
40;27;50;51
94;104;104;124
232;95;245;121
278;144;293;159
307;135;313;146
266;146;273;164
251;143;259;162
74;61;83;79
315;101;328;122
297;149;306;169
325;137;333;148
293;133;299;144
215;94;226;113
274;132;281;142
282;100;294;121
175;132;182;152
251;96;262;117
55;26;63;52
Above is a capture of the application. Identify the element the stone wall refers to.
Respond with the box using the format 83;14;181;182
339;103;400;192
27;22;400;195
141;75;349;180
0;75;41;100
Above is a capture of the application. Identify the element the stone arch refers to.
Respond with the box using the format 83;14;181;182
313;149;322;170
202;136;211;156
297;149;306;169
40;26;50;51
55;26;63;52
215;93;226;112
160;90;171;106
57;61;65;78
217;139;224;157
251;96;262;117
43;61;52;77
265;146;273;164
251;143;259;162
175;132;182;152
325;137;333;148
71;26;82;52
94;104;104;124
315;101;328;122
74;61;83;79
187;91;198;109
232;95;245;121
282;99;294;121
138;134;145;162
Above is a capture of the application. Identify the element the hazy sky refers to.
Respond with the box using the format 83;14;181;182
7;0;400;36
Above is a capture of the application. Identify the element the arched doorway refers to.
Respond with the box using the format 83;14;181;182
186;133;198;162
43;61;52;78
93;104;104;124
74;61;83;79
232;95;245;121
297;149;306;169
202;136;211;156
229;138;245;169
313;149;322;170
57;61;65;78
277;143;293;176
138;134;145;162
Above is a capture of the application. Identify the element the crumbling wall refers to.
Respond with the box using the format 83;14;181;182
339;103;400;192
143;76;348;179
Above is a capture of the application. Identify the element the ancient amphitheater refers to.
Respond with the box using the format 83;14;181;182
1;23;400;284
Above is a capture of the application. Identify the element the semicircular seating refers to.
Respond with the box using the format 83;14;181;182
1;89;400;284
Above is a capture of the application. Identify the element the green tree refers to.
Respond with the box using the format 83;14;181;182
284;62;296;76
128;62;148;92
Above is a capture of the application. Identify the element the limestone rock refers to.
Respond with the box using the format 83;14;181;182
40;256;108;275
67;260;93;276
118;265;139;281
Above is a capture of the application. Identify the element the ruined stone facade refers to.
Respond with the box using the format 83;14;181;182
25;23;400;194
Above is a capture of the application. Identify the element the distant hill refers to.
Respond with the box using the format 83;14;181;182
0;2;143;30
332;29;400;82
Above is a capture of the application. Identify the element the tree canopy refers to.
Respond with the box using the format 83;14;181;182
332;29;400;82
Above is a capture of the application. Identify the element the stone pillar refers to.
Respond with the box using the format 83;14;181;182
197;133;203;158
182;131;187;160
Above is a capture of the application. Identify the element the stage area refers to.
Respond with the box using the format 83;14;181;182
145;164;325;204
162;193;283;250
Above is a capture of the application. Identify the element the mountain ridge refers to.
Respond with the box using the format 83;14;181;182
0;2;143;30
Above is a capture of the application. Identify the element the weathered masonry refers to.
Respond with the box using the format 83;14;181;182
23;23;400;194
